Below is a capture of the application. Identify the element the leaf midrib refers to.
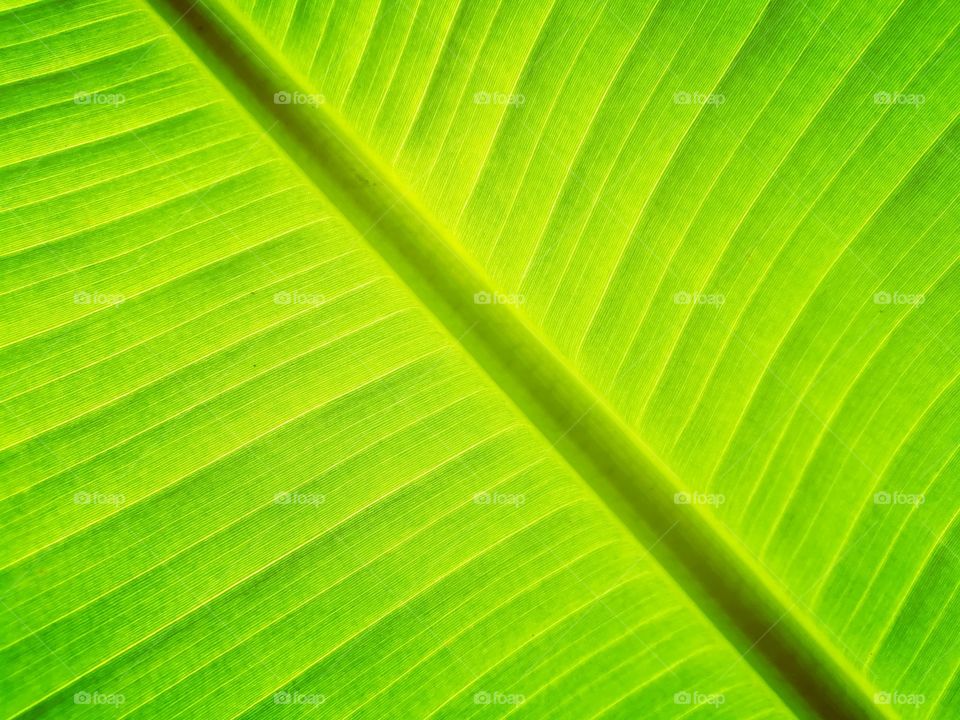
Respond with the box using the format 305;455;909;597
137;1;893;717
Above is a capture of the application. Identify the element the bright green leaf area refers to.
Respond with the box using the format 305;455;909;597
1;0;957;718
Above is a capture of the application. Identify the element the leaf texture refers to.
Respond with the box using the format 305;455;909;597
1;0;957;718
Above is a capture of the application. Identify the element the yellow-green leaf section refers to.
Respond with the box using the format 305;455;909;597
1;0;957;719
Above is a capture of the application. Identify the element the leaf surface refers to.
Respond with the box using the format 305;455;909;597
1;0;957;718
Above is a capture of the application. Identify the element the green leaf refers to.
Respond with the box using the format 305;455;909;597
1;0;956;718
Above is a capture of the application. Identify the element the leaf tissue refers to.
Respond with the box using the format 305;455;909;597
1;0;957;718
